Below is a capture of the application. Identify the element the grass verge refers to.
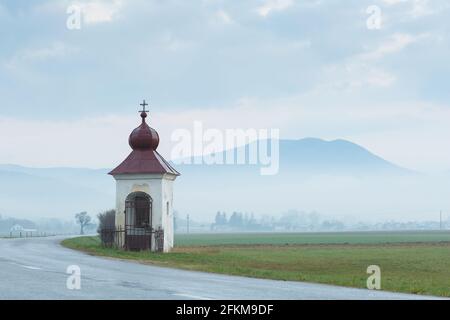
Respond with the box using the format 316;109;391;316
62;234;450;297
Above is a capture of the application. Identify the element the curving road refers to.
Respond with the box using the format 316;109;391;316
0;236;440;300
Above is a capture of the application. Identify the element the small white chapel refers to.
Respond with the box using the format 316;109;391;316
109;100;180;252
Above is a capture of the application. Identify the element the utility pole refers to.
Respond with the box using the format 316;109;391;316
440;210;443;230
187;214;190;234
174;214;177;233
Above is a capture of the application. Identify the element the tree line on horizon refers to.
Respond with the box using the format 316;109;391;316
174;209;450;233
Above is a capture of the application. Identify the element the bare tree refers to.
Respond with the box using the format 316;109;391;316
75;212;91;235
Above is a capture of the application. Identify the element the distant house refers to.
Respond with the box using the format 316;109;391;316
10;224;37;236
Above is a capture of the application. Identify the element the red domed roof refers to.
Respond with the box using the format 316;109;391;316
129;112;160;150
109;107;180;177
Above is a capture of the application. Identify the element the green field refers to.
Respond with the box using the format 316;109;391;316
62;231;450;297
174;230;450;246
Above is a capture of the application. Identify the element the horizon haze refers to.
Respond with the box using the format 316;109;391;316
1;138;448;224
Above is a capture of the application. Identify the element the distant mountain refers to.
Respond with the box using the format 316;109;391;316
174;138;411;175
0;164;111;192
1;138;440;221
172;138;422;219
278;138;410;174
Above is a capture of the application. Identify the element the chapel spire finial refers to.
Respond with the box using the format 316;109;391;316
139;99;149;121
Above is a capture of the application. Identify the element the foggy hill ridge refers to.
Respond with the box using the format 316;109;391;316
1;138;440;221
178;138;411;175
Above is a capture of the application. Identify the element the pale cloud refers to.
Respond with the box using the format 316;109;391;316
381;0;408;5
16;42;74;61
4;42;78;71
257;0;294;17
317;63;395;91
317;61;396;92
215;9;234;24
409;0;435;18
381;0;447;18
317;32;428;91
0;3;7;18
159;33;195;52
364;67;396;87
35;0;124;25
78;0;124;24
360;33;425;61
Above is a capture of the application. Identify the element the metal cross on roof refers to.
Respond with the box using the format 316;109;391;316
139;99;149;113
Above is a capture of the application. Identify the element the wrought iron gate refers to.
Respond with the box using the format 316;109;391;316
125;194;152;251
99;192;165;251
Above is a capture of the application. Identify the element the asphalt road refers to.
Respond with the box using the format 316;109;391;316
0;236;440;300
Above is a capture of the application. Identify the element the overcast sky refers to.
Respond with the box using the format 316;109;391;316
0;0;449;172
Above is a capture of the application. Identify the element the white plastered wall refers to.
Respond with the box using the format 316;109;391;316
112;173;176;252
